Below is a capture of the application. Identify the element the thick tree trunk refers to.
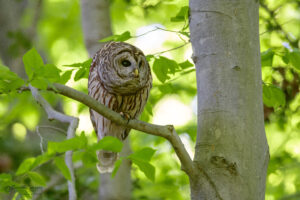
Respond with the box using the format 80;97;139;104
80;1;132;199
189;0;269;199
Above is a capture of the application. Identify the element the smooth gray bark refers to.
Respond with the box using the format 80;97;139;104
0;0;28;77
189;0;269;199
80;0;132;199
80;0;112;57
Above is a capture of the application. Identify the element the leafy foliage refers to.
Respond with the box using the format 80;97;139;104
261;49;274;67
152;56;194;83
170;6;189;22
23;48;45;80
288;48;300;70
0;65;24;93
128;148;156;181
48;133;87;154
54;156;72;181
263;84;286;108
64;58;92;81
89;136;123;153
27;171;46;186
99;31;132;42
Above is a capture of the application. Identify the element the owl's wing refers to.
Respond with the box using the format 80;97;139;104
88;59;122;172
89;90;123;173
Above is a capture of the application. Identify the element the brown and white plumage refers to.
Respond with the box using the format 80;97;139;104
88;42;152;173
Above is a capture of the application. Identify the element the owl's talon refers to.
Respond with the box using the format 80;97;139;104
120;112;131;120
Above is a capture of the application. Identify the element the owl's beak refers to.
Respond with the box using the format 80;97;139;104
134;68;139;77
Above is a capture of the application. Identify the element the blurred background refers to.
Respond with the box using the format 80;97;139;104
0;0;299;199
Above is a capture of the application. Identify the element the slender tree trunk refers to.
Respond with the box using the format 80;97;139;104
80;1;132;199
189;0;269;199
80;0;113;57
0;0;28;77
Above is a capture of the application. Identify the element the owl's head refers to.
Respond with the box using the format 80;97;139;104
92;42;152;94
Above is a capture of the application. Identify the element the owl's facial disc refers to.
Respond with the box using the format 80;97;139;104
100;46;150;94
115;51;141;79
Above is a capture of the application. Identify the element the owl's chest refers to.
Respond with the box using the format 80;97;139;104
100;90;142;118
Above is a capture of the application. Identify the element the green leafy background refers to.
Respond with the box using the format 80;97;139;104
0;0;299;199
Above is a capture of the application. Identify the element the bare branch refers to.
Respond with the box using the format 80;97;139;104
29;85;78;200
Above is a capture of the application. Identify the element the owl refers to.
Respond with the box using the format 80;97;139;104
88;42;152;173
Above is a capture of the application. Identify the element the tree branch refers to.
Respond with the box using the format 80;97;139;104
49;83;195;176
29;85;78;200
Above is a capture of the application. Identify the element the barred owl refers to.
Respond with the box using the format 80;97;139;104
88;42;152;173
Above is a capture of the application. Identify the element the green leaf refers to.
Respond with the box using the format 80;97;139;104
48;134;87;154
261;49;274;67
15;186;32;199
23;48;44;79
54;156;71;181
146;55;154;61
100;31;132;42
42;64;61;82
288;49;300;70
89;136;123;152
27;172;46;186
180;68;196;75
132;159;155;182
282;51;289;64
129;147;156;162
111;158;123;178
82;151;98;166
263;84;286;108
0;173;12;181
179;60;193;69
31;153;55;169
170;6;189;22
153;56;179;83
64;59;92;69
60;70;73;84
0;174;17;193
74;68;88;81
158;83;174;94
116;31;132;42
128;148;156;181
16;157;36;175
30;77;49;90
0;65;25;93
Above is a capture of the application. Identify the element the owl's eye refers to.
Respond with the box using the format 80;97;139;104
121;60;131;67
138;61;143;68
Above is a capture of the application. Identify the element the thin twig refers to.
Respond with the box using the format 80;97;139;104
133;27;160;38
29;85;78;200
36;126;45;153
153;42;190;56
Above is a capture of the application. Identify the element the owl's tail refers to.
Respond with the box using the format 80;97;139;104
96;150;118;173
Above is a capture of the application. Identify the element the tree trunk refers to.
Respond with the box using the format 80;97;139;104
80;1;132;199
189;0;269;199
0;0;28;77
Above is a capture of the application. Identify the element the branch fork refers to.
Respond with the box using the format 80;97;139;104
29;85;78;200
